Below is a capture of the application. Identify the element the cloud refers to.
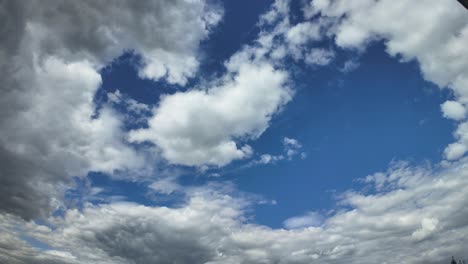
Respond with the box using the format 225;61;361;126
129;63;292;166
0;214;76;264
148;178;181;195
23;0;221;85
286;22;322;48
107;90;152;126
0;57;145;219
283;137;305;159
283;211;324;229
340;59;360;73
2;159;468;264
411;218;439;242
0;0;221;219
254;1;334;66
441;101;466;121
305;48;335;66
248;137;306;166
256;154;285;165
445;123;468;160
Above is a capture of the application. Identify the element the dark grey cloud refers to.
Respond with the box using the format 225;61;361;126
0;146;63;220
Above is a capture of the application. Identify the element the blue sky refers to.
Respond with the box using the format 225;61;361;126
2;0;468;263
95;3;454;228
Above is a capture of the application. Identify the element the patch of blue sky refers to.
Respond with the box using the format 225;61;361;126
83;0;456;229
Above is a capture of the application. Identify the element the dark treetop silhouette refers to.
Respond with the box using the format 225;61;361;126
458;0;468;10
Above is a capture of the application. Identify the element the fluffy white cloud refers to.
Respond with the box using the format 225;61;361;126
445;122;468;160
129;63;292;166
305;0;468;92
441;101;466;121
445;143;467;160
286;22;322;47
283;211;324;229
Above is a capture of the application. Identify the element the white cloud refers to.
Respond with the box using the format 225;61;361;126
283;212;324;229
249;137;305;166
286;22;321;47
283;137;305;159
107;90;151;115
411;218;439;242
307;0;468;89
305;48;335;66
441;101;466;121
149;178;181;195
258;154;284;164
445;143;467;160
444;122;468;160
129;63;292;166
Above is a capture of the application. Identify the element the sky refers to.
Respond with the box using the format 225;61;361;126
1;0;468;263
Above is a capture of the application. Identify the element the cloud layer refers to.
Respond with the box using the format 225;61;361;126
3;160;468;264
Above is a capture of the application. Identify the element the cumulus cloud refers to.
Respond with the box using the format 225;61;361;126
129;63;292;166
445;122;468;160
441;101;466;121
0;0;221;219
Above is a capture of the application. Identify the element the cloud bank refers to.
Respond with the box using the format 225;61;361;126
0;0;221;219
2;160;468;264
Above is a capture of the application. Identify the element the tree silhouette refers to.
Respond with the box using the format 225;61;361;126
458;0;468;10
451;257;467;264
